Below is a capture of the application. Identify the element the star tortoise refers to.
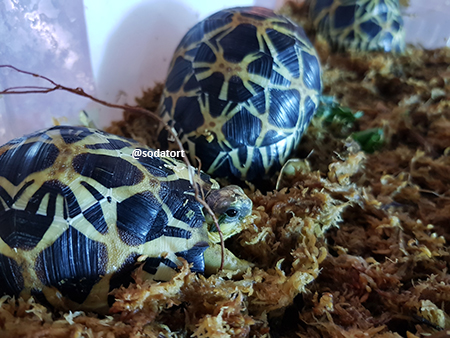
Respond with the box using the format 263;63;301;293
157;6;322;181
0;126;253;312
308;0;405;53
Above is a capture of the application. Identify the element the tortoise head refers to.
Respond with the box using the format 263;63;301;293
204;185;252;243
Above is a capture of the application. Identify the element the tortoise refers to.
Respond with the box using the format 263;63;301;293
308;0;405;53
157;6;322;182
0;125;253;312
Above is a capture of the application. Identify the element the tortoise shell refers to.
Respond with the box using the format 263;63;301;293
0;126;229;312
157;6;322;181
308;0;405;53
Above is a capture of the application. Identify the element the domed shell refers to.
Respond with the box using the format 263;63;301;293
0;126;214;312
308;0;405;53
158;6;322;181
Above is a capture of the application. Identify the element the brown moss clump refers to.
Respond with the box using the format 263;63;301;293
105;83;164;147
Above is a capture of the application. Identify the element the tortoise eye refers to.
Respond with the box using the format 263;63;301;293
225;208;238;217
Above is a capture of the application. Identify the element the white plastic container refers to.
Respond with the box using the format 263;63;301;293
0;0;449;145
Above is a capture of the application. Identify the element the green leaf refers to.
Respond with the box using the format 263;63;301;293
351;128;384;153
316;95;363;125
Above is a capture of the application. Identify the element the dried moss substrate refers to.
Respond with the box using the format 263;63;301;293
1;2;450;337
